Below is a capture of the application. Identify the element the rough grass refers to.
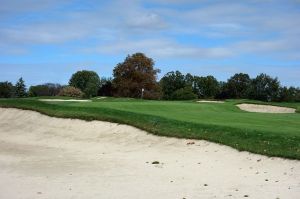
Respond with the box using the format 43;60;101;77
0;97;299;159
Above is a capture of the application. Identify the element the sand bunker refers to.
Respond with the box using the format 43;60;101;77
39;99;91;102
197;100;224;103
97;97;107;99
237;103;296;113
0;108;299;199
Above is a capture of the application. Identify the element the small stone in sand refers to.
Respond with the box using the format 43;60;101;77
187;141;195;145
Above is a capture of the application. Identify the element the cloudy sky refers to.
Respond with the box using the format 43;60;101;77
0;0;299;86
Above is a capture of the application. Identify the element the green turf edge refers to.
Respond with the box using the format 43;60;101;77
0;99;299;160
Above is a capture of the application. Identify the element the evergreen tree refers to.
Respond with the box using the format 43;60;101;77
15;77;27;98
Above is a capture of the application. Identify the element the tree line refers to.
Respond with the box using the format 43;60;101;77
1;52;299;102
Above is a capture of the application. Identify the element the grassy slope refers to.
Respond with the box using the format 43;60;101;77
0;97;299;159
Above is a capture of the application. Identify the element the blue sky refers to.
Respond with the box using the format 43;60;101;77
0;0;300;87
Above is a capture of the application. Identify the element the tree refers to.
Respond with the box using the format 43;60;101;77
44;83;63;96
98;77;113;96
142;82;162;100
249;73;280;101
296;88;300;102
226;73;251;98
193;75;219;99
29;83;62;97
160;71;186;100
185;73;194;88
69;70;100;98
277;86;299;102
215;81;230;99
112;53;161;99
0;81;14;98
14;77;27;98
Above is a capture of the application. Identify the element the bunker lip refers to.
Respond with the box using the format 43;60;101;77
39;99;91;102
237;103;296;113
0;108;299;199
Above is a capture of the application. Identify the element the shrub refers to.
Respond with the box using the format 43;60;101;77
171;87;197;100
58;86;84;98
0;81;14;98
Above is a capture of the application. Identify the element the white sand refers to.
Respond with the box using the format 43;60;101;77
97;97;107;99
237;103;296;113
39;99;91;102
197;100;224;103
0;108;299;199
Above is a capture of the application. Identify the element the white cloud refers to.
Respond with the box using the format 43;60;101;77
126;13;167;30
1;25;89;44
0;0;299;61
83;38;234;59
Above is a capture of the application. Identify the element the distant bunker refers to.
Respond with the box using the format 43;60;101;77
197;100;225;103
39;99;91;102
237;103;296;113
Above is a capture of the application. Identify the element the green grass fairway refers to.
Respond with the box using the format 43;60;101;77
0;97;299;159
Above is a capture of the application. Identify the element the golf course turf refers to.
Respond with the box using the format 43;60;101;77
0;97;299;159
